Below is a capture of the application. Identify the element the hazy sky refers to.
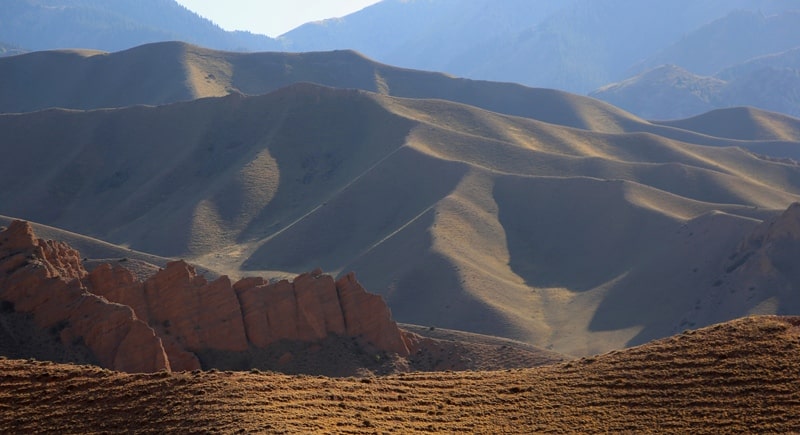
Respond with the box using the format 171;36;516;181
174;0;381;37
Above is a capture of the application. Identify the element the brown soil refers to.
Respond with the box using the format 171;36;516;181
2;315;798;434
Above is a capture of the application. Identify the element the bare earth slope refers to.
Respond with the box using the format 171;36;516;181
1;315;798;433
2;83;800;356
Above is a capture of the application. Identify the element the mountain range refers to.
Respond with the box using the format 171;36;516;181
4;5;800;430
5;0;800;120
2;42;800;356
1;0;277;52
592;10;800;119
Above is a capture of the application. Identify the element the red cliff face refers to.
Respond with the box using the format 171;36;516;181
233;268;410;356
0;221;412;373
0;221;170;373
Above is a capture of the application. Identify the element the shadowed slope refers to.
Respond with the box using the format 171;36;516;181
3;83;800;355
1;316;799;433
0;215;174;268
0;44;194;113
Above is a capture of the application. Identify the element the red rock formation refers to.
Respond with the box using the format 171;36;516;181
233;269;410;356
142;261;249;353
0;220;413;372
336;272;411;356
0;221;170;373
87;263;202;371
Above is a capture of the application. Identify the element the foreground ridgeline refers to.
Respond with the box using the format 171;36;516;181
0;220;413;372
2;316;799;432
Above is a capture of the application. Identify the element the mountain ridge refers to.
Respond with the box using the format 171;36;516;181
2;315;799;432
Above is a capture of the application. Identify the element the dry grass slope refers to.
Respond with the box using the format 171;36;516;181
2;83;800;355
1;316;798;433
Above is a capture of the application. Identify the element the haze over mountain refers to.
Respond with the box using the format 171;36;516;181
633;9;800;77
592;10;800;119
6;0;800;101
279;0;799;93
3;74;800;355
1;0;278;52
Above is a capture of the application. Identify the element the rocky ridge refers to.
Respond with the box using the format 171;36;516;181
0;221;413;373
724;202;800;288
685;202;800;327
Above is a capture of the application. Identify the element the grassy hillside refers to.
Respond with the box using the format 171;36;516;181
2;316;798;433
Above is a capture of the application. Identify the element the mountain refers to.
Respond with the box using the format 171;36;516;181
591;48;800;120
6;0;799;96
2;80;800;355
591;8;800;120
635;9;800;76
0;0;278;52
589;65;724;120
279;0;799;93
2;315;799;432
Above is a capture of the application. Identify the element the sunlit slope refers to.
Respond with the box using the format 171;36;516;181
656;106;800;142
2;316;799;434
2;83;800;354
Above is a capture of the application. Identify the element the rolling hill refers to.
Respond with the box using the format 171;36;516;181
4;40;800;160
2;80;800;356
0;40;651;127
2;315;799;433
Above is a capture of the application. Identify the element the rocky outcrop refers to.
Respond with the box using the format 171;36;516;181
0;220;412;373
0;221;170;373
686;202;800;328
233;268;411;356
725;202;800;280
336;272;413;355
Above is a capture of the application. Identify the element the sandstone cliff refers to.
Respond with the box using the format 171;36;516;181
0;221;412;373
0;221;170;373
